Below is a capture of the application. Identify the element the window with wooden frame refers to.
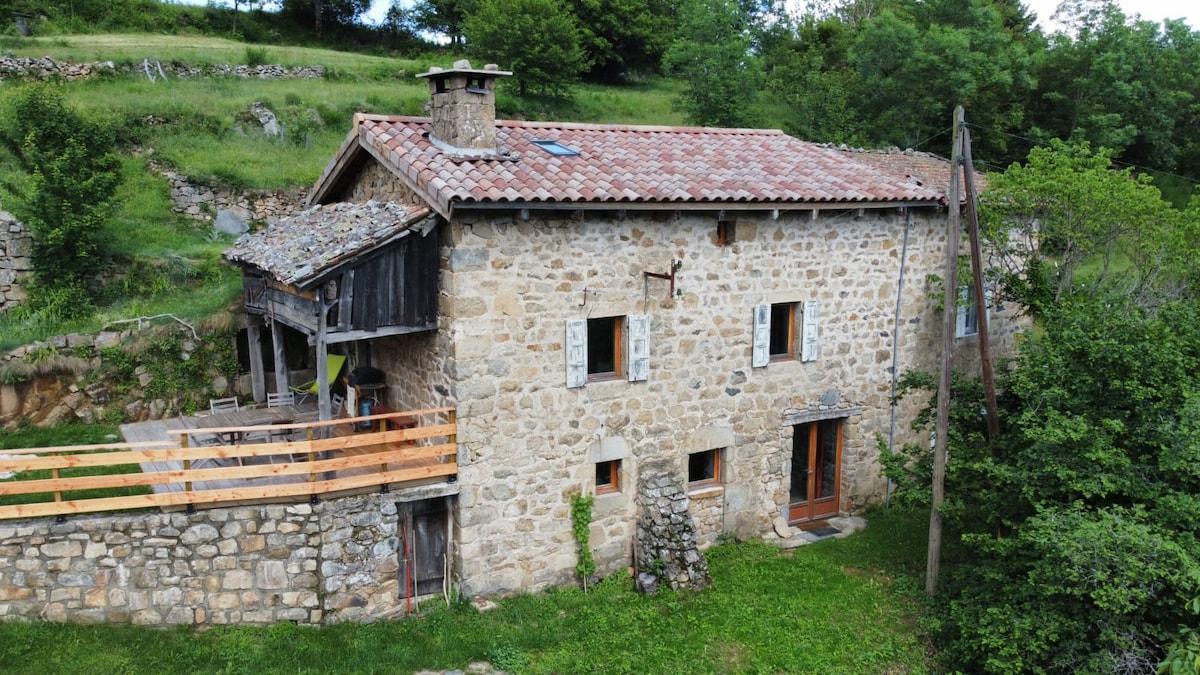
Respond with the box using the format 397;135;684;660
587;316;622;380
566;315;650;388
688;448;721;488
955;286;990;338
753;301;820;367
596;459;620;495
716;220;736;246
769;303;796;360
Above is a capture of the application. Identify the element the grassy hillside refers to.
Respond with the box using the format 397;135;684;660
0;34;686;351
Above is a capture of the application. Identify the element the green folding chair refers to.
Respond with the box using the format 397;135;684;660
290;353;347;403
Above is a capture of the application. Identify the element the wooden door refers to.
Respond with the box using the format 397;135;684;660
788;419;843;523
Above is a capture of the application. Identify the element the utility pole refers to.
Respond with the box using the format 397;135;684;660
927;106;965;596
960;122;1000;441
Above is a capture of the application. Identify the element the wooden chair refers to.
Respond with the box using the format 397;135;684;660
331;393;345;417
209;397;240;414
267;391;295;408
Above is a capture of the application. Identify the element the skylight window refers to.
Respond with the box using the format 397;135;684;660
531;139;579;157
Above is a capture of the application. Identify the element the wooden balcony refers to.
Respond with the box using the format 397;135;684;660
0;407;457;520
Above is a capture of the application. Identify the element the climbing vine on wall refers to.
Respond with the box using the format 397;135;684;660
570;492;596;591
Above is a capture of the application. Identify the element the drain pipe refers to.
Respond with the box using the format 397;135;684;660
886;207;914;508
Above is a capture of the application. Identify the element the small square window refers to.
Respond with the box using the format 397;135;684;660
596;459;620;494
716;220;735;246
688;449;721;487
769;303;796;359
587;316;623;380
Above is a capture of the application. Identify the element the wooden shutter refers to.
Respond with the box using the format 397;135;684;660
566;319;587;388
627;314;650;382
752;303;770;368
801;301;820;362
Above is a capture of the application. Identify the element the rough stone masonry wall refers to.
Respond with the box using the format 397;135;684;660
0;493;417;626
635;467;712;591
0;209;32;312
439;207;1025;598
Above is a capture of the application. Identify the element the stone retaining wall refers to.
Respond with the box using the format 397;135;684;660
0;210;32;312
0;492;433;626
0;56;324;82
151;161;308;224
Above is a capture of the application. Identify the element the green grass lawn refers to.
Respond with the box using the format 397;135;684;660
0;507;932;674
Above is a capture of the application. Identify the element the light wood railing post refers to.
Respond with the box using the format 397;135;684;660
180;434;195;513
51;451;65;522
447;409;457;483
307;426;318;505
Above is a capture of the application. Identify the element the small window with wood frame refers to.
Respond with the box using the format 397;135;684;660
596;459;620;495
716;220;736;246
769;302;797;360
587;316;623;381
688;448;722;488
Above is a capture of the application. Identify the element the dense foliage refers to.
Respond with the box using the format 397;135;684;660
0;84;123;317
10;0;1200;201
883;143;1200;673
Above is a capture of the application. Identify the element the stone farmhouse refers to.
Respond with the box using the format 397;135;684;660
225;61;1020;598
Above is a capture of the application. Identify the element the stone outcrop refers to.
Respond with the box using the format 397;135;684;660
0;493;425;626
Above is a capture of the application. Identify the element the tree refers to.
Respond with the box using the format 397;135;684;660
278;0;369;36
978;140;1198;314
882;142;1200;673
0;84;122;316
663;0;763;128
567;0;675;82
847;0;1038;159
463;0;589;98
412;0;473;47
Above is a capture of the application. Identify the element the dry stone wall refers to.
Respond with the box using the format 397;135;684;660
0;56;324;83
0;209;31;312
0;492;430;626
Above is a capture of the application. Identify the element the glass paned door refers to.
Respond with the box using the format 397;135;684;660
788;419;843;523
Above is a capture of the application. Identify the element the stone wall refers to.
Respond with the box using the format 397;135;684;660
152;162;308;225
0;56;325;83
0;209;31;312
0;491;451;626
634;467;712;591
434;206;1024;598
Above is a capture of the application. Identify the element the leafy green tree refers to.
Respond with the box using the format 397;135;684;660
764;16;862;143
0;84;122;316
1032;3;1200;183
883;142;1200;673
464;0;589;98
978;140;1198;314
663;0;763;128
847;0;1038;159
412;0;473;47
567;0;675;82
278;0;370;36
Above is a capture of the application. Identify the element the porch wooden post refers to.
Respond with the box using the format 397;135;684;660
270;319;289;396
316;295;331;422
247;322;266;403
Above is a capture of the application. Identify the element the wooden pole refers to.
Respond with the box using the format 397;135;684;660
270;319;289;398
961;124;1001;441
247;322;266;404
927;106;965;596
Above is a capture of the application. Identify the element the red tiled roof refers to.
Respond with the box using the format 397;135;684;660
311;115;945;216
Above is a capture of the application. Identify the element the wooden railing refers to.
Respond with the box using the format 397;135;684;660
0;407;457;520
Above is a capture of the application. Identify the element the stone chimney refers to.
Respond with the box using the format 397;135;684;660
417;60;512;157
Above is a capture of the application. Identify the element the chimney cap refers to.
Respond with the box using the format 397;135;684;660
416;60;513;79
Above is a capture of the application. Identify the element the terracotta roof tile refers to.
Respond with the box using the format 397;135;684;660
314;117;946;214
